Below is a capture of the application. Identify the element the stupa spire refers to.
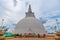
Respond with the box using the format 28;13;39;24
28;4;32;13
26;4;35;17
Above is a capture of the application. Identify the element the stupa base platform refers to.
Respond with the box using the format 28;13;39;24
4;38;55;40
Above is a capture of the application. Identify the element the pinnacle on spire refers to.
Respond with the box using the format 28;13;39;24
28;4;32;13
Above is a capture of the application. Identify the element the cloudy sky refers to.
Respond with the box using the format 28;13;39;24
0;0;60;33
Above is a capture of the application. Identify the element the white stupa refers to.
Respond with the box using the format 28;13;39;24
14;5;47;35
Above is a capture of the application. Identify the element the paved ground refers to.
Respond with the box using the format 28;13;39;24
7;38;55;40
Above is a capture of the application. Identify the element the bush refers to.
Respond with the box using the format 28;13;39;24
16;34;20;36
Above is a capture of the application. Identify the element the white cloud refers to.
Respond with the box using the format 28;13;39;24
0;0;26;23
44;19;56;27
